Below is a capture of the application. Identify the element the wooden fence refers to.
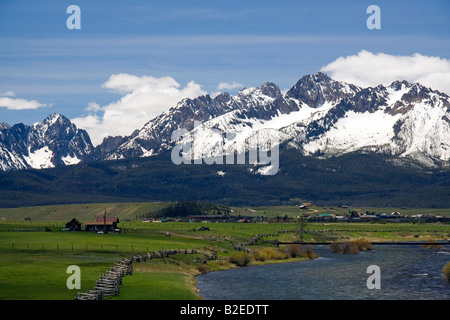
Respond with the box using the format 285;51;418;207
74;248;200;300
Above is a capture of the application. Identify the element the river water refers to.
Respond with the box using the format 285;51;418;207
196;245;450;300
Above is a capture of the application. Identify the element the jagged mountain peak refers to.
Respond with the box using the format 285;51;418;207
389;80;411;91
387;79;434;93
386;80;439;101
0;113;94;170
36;112;69;126
38;113;74;128
304;71;332;82
236;82;281;100
292;71;342;88
46;112;65;120
260;82;281;99
285;72;360;108
0;122;10;130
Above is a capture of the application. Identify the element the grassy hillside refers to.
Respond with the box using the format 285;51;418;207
0;148;449;208
0;202;171;222
234;205;450;218
1;202;450;223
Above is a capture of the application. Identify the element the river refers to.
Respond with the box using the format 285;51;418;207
195;245;450;300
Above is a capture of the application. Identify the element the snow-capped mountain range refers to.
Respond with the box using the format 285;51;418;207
1;72;449;171
0;113;93;171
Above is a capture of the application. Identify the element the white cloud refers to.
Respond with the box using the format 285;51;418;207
0;94;47;110
320;50;450;95
72;74;207;145
217;81;245;91
85;102;101;112
1;91;15;97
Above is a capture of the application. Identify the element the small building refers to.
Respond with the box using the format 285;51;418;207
318;213;335;218
301;202;312;207
84;217;119;232
66;218;82;231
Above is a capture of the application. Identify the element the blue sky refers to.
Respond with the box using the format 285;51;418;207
0;0;449;142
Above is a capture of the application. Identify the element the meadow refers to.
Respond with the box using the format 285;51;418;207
0;220;297;300
0;202;449;300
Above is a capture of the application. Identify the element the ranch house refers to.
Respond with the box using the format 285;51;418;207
84;217;120;232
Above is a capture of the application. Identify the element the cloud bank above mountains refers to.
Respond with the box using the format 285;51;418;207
72;74;207;145
320;50;450;96
0;91;48;110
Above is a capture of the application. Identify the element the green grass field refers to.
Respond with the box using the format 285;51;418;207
0;202;449;300
0;227;213;300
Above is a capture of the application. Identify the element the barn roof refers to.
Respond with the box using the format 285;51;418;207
95;217;119;223
85;221;115;226
66;218;81;224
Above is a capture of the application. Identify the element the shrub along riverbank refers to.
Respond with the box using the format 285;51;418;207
330;240;373;254
444;262;450;283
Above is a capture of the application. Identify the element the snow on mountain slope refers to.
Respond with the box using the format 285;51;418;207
393;99;450;161
0;113;93;170
1;73;449;172
62;154;81;166
302;109;402;156
181;100;336;162
24;146;54;169
105;82;285;160
0;122;10;130
183;74;450;170
299;78;450;165
99;72;450;170
0;148;29;171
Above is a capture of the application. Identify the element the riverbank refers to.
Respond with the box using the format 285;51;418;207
112;248;317;300
125;238;448;300
195;244;450;300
